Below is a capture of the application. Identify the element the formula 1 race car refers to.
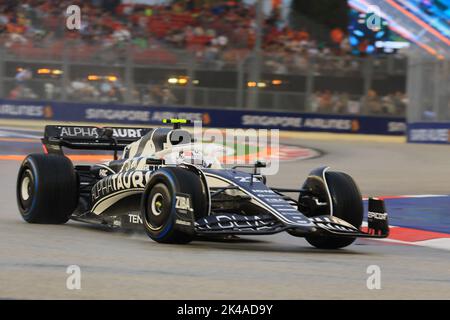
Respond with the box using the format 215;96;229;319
16;119;389;249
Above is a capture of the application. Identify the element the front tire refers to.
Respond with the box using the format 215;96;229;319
304;171;363;249
141;167;208;244
17;154;79;224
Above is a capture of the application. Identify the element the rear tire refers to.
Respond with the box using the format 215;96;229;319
305;171;363;249
141;167;208;244
17;154;79;224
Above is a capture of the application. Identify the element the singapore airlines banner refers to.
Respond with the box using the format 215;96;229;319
0;99;405;136
407;122;450;145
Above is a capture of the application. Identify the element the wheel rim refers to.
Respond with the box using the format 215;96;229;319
151;193;164;216
19;169;34;211
21;176;31;201
145;184;171;231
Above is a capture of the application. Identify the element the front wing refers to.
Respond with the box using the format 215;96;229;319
114;198;389;239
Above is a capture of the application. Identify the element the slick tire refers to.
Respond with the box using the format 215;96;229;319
305;171;364;249
141;167;208;244
17;153;79;224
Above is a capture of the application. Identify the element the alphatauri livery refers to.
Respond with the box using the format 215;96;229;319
16;120;389;249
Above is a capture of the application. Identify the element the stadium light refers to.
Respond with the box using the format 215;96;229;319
37;68;51;74
88;75;99;81
178;78;188;85
272;80;282;85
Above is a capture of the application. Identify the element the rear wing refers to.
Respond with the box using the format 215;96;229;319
42;125;153;155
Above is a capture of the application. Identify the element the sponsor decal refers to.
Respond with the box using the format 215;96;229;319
408;123;450;144
409;128;448;142
303;118;353;130
242;115;302;128
59;126;144;139
202;113;211;125
98;169;109;178
175;193;194;228
44;106;53;118
242;115;355;131
351;119;360;132
0;104;44;117
128;213;143;224
91;171;151;202
388;121;406;133
175;194;193;213
86;108;150;122
195;214;278;231
368;211;388;220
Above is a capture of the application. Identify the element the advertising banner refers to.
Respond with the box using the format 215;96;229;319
407;122;450;144
0;99;406;135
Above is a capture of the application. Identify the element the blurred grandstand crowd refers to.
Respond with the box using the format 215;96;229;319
309;89;407;116
0;0;408;116
0;0;356;61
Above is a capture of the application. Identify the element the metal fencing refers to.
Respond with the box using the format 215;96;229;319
0;41;408;117
406;55;450;122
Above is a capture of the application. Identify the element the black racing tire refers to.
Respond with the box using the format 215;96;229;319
16;153;79;224
305;171;363;249
141;167;208;244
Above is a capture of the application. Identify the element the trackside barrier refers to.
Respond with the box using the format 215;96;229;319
407;122;450;145
0;99;406;135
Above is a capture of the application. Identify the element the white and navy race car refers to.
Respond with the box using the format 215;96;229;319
16;119;389;249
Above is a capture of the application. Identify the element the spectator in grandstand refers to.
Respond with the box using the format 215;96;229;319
381;94;396;114
202;43;222;68
393;91;407;115
8;84;37;100
68;78;99;102
44;82;58;101
8;86;21;100
15;68;32;84
422;108;437;121
99;79;114;103
140;82;177;105
317;90;333;113
333;92;350;114
364;89;382;114
309;91;321;112
161;85;178;105
147;83;164;105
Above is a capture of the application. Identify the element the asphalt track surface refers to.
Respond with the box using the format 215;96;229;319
0;124;449;299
